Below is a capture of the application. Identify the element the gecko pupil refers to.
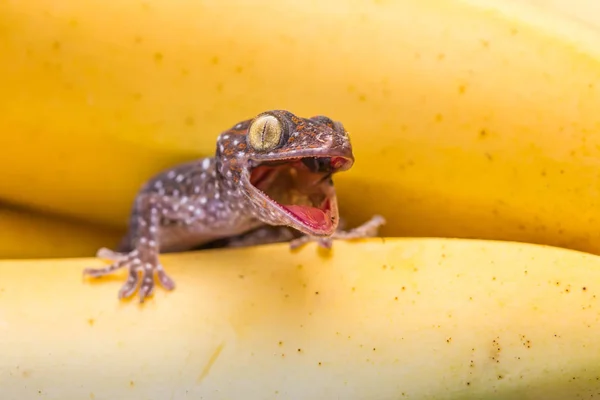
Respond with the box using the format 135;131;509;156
301;157;332;173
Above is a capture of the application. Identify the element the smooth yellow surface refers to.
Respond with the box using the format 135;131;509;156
2;238;600;399
0;206;121;258
2;0;600;256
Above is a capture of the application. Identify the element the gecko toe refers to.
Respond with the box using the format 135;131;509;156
317;237;333;249
96;247;130;261
83;265;123;278
84;250;134;278
138;274;156;302
156;266;176;290
138;285;154;302
118;266;142;299
83;267;104;278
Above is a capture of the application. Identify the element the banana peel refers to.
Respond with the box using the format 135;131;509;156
1;238;600;399
0;205;121;259
2;0;600;255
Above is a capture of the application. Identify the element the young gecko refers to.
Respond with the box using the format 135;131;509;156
83;110;385;302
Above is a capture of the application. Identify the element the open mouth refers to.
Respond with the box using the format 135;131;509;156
248;156;351;234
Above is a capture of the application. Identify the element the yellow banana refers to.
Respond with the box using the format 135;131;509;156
0;205;120;258
1;238;600;399
2;0;600;256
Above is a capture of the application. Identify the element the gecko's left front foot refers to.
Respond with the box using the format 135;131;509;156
289;215;386;249
83;248;175;302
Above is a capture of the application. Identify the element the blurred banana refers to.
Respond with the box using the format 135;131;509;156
1;238;600;399
0;205;120;258
1;0;600;256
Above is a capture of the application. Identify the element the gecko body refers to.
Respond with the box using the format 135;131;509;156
84;110;385;302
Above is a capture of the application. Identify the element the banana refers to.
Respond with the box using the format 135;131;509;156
1;0;600;256
0;205;121;259
1;238;599;399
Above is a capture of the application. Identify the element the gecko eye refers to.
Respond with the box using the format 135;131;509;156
247;114;286;152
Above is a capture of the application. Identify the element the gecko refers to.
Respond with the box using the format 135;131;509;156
83;110;386;302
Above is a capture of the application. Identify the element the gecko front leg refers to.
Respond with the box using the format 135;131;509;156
83;194;184;302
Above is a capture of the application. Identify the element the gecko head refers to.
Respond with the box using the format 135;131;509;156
221;110;354;237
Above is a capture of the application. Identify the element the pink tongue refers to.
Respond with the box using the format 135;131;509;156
283;205;331;230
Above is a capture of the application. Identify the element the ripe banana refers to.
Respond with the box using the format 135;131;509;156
1;238;600;399
2;0;600;256
0;205;121;259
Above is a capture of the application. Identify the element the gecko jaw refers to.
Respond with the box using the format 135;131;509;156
246;156;351;236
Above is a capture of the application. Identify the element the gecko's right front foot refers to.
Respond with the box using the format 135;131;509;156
83;248;175;302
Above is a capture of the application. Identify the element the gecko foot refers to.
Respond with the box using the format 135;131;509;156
289;215;386;250
83;249;175;302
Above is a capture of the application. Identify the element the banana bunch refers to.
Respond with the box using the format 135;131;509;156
1;0;600;398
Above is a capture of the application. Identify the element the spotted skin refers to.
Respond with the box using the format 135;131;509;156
84;110;385;302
